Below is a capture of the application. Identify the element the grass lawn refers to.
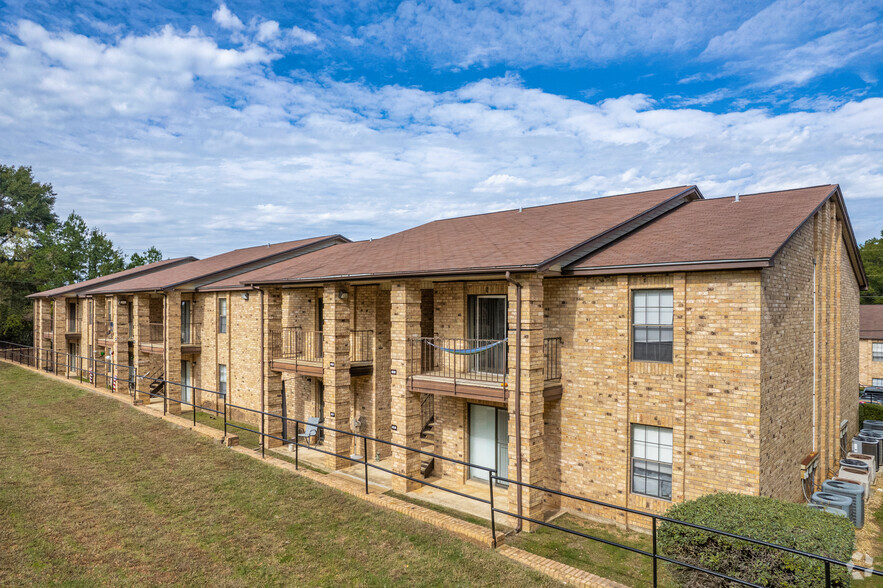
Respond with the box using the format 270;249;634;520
0;363;560;587
508;513;676;588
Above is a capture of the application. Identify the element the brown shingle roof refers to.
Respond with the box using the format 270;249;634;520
87;235;345;294
207;186;699;287
27;257;196;299
571;185;865;287
862;305;883;340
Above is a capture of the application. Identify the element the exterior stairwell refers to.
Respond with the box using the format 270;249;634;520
420;394;435;478
144;369;164;402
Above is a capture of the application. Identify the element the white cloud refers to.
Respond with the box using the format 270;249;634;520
212;3;244;31
288;26;319;45
700;0;883;87
0;18;882;258
256;20;280;42
357;0;757;68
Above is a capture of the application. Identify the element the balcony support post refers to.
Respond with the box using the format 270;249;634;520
132;294;150;403
507;273;546;531
164;291;182;414
390;280;423;492
262;287;284;449
52;297;66;372
323;282;353;470
112;295;130;392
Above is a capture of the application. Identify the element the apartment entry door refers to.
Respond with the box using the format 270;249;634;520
181;360;193;404
468;404;509;486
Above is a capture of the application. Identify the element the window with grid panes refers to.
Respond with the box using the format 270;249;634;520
632;424;673;500
633;289;673;362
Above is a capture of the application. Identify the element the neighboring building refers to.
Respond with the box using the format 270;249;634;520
861;305;883;388
26;183;867;529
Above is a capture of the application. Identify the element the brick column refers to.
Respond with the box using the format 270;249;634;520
132;294;150;403
263;287;284;448
51;297;66;374
323;283;353;469
112;296;130;392
507;274;546;530
35;298;52;368
165;291;182;414
372;288;392;460
390;280;423;492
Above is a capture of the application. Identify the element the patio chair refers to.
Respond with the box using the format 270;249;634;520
298;417;321;446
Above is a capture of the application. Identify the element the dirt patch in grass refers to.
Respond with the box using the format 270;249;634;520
0;363;561;587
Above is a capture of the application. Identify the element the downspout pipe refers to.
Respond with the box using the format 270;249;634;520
505;271;523;533
257;286;265;454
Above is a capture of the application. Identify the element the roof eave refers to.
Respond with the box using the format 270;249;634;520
244;264;541;286
567;258;773;276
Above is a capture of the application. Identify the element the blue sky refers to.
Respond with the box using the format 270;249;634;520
1;0;882;258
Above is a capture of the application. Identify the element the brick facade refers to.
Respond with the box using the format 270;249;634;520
26;190;862;533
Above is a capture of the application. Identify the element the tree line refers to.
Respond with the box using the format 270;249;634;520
1;164;162;344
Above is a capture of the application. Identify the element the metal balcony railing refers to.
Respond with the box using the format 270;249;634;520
410;337;508;384
269;327;375;364
181;322;201;345
271;327;323;363
145;323;164;344
543;337;561;381
350;330;374;363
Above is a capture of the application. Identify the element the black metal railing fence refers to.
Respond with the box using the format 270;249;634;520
1;339;877;588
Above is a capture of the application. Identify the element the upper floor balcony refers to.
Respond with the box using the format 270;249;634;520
66;315;80;334
407;336;562;402
139;323;164;354
181;322;201;353
269;327;373;376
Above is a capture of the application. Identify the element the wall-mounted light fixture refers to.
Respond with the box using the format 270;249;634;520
337;289;348;300
241;292;249;300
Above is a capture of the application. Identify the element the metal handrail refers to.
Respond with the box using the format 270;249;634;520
2;339;877;587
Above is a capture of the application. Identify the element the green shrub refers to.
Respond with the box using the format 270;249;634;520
658;493;855;588
859;401;883;429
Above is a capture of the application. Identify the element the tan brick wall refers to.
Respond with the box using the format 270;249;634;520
543;270;763;524
840;241;860;442
759;221;814;501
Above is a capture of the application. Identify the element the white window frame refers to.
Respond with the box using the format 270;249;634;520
873;342;883;362
873;378;883;387
632;289;674;363
218;298;228;334
631;424;673;500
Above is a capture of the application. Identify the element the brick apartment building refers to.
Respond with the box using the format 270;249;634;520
28;183;866;527
861;305;883;388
